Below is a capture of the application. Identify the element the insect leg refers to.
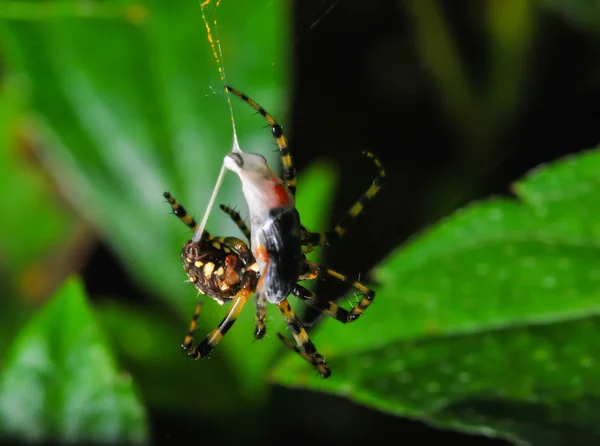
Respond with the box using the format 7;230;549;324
254;293;267;340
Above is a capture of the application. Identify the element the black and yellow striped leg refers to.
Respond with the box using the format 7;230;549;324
164;192;201;232
254;293;267;340
302;151;386;252
219;204;251;241
182;299;204;352
276;298;331;378
303;260;375;322
183;287;251;359
292;284;353;324
165;192;252;260
276;332;330;374
224;86;297;197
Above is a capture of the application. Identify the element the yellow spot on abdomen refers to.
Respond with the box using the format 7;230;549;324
204;262;215;277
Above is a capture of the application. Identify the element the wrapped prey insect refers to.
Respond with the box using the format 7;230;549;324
221;86;387;377
164;86;385;378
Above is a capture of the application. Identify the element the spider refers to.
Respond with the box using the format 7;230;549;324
164;86;385;377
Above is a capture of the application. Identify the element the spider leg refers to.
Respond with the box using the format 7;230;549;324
276;298;331;378
225;86;297;197
219;204;251;241
292;284;351;323
165;192;252;260
182;285;251;359
301;260;375;322
276;332;329;375
164;191;202;232
182;299;204;351
302;151;386;252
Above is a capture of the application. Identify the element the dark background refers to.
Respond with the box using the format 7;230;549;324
77;1;600;445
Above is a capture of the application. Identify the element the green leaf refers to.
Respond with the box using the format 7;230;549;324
537;0;600;35
0;276;148;444
0;0;297;396
272;148;600;445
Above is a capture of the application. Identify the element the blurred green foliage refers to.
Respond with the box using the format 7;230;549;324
538;0;600;34
0;1;599;445
0;0;292;401
0;277;147;444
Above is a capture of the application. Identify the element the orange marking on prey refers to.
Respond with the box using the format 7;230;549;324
272;183;292;207
254;244;270;294
255;244;269;263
